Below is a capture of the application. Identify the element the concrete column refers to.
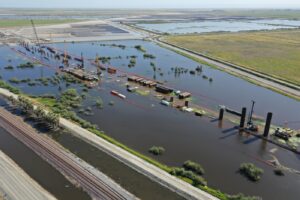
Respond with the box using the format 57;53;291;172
263;112;273;137
219;108;224;121
240;107;247;128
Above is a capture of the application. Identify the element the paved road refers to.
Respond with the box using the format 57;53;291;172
0;150;56;200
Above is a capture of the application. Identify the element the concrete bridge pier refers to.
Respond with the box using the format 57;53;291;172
263;112;273;137
240;107;247;128
219;108;224;121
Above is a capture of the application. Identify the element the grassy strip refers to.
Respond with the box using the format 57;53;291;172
88;128;171;172
0;80;21;94
0;19;82;28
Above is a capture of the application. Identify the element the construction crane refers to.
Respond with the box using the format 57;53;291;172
30;19;44;77
247;100;259;132
30;19;40;49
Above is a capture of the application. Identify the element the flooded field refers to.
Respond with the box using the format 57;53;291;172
0;40;300;199
137;19;300;34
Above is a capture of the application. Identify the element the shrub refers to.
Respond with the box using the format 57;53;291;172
17;62;34;68
170;167;207;186
227;193;262;200
239;163;263;181
4;65;14;70
183;160;205;175
9;77;20;84
149;146;165;155
134;45;146;52
143;54;156;59
96;98;103;109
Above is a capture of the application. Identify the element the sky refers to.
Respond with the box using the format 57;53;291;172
0;0;300;9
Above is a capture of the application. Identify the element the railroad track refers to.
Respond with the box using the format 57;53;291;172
0;108;130;200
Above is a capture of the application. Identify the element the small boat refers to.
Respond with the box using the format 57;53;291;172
111;90;126;99
161;100;170;106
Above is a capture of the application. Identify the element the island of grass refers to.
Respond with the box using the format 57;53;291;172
239;163;264;182
164;29;300;86
149;146;165;155
0;19;82;28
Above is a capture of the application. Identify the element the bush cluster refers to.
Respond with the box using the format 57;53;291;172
239;163;263;181
170;167;207;186
148;146;165;155
17;62;34;68
183;160;205;175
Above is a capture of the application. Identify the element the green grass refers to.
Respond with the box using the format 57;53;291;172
88;128;172;172
164;29;300;86
34;97;57;107
0;19;82;28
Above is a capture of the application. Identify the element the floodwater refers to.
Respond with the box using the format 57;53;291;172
137;19;300;34
0;99;183;200
49;40;300;128
50;130;184;200
1;40;300;199
0;101;91;200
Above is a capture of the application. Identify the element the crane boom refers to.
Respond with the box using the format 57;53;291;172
30;19;40;47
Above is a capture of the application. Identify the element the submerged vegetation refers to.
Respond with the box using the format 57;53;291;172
149;146;165;155
4;65;14;70
170;167;207;186
98;43;126;49
95;98;104;109
143;53;156;59
134;45;146;52
17;62;34;68
239;163;264;182
98;56;111;64
128;57;136;67
183;160;205;175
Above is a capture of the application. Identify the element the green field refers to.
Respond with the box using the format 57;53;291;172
0;19;82;28
164;29;300;86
